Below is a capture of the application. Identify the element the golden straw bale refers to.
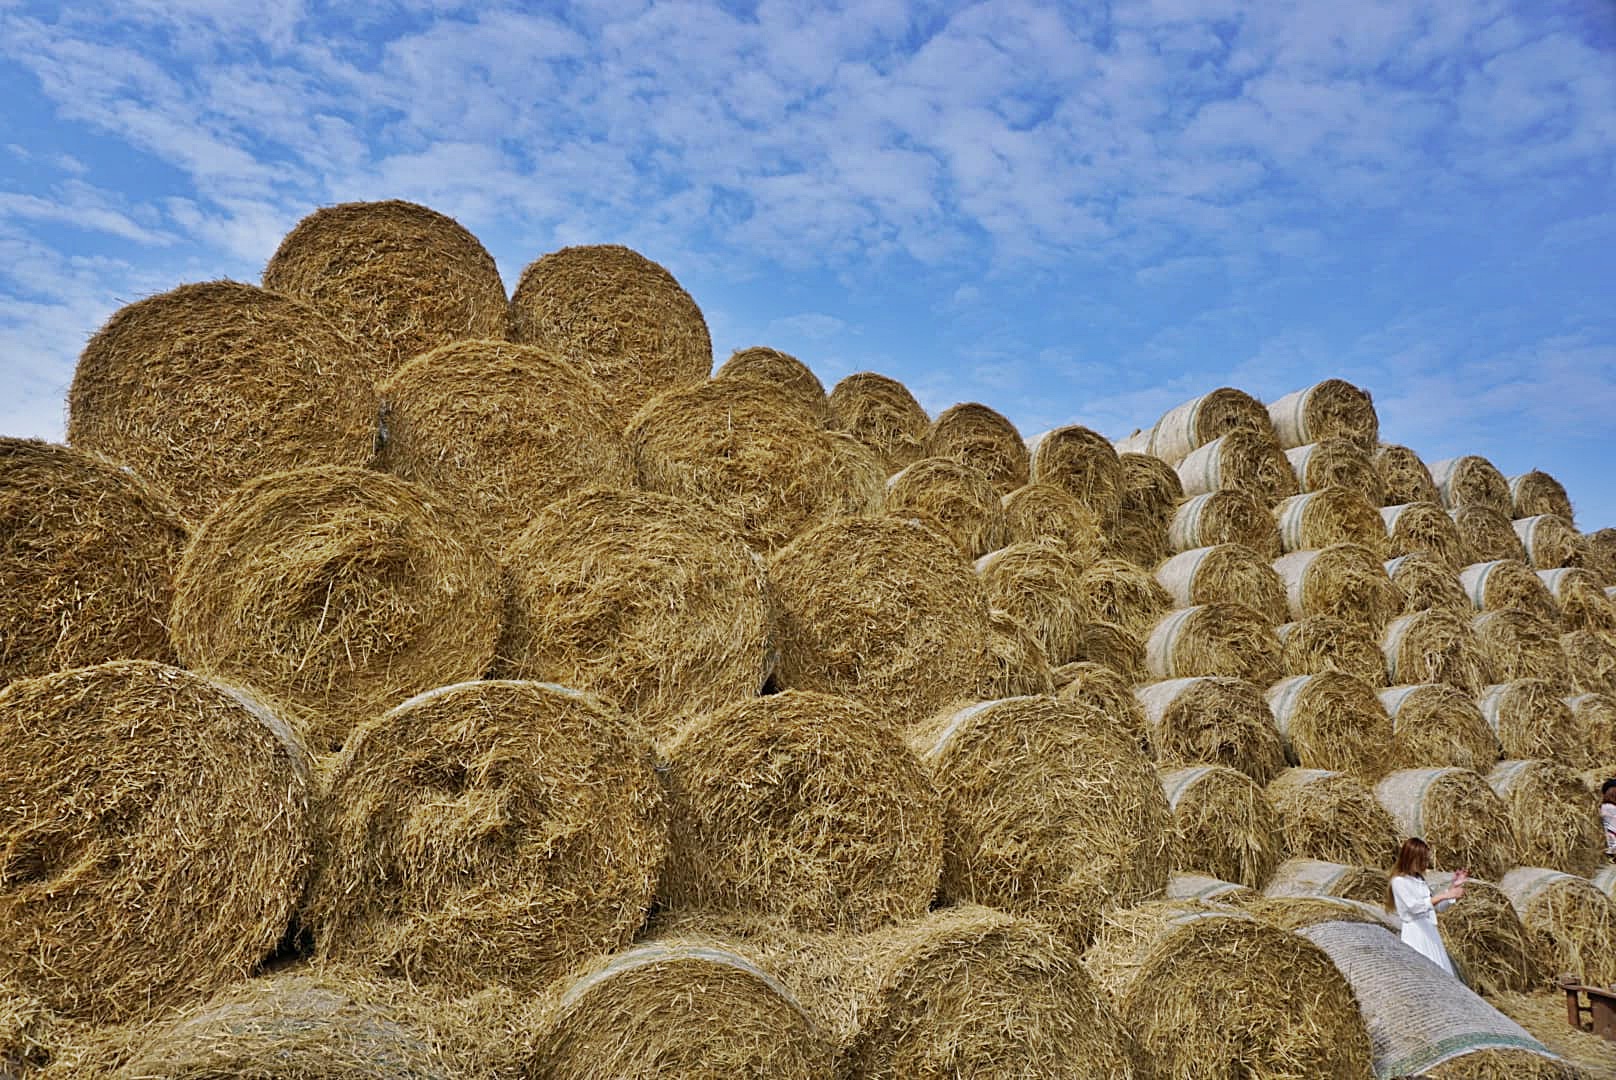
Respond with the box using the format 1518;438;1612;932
509;244;712;425
1027;425;1124;527
1515;514;1587;571
714;346;833;426
1568;693;1616;767
1277;615;1388;685
1381;608;1493;695
1382;501;1472;570
662;691;941;932
1488;760;1600;876
1064;622;1148;681
1478;680;1581;765
1269;379;1379;449
0;661;311;1023
885;458;1009;559
1166;874;1256;904
0;439;185;682
1266;672;1393;779
1076;558;1172;639
1106;516;1170;570
823;431;887;518
1262;858;1389;905
922;402;1028;493
911;695;1172;944
1240;896;1398;934
1587;529;1616;585
1055;662;1150;750
1460;558;1561;623
375;340;631;545
1145;602;1283;684
1083;900;1374;1079
263;199;508;374
0;977;66;1078
976;541;1090;666
1286;438;1385;504
1169;489;1282;558
170;466;500;753
1274;543;1405;629
1472;611;1573;688
1265;768;1400;867
1540;568;1616;636
1155;544;1288;624
1274;487;1389;557
1140;387;1272;466
1119;451;1184;525
1000;483;1105;559
1159;765;1284;888
1135;677;1287;783
1175;429;1299;507
1501;867;1616;985
828;372;929;473
1424;872;1542;995
67;281;379;524
1386;552;1471;615
770;517;990;725
978;610;1056;698
1510;470;1575;523
1430;455;1512;514
1563;630;1616;696
1380;683;1500;773
1374;443;1439;506
1451;504;1530;563
1374;767;1516;880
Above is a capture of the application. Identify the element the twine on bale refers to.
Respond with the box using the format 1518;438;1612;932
1380;683;1500;773
829;372;929;473
1374;443;1440;506
1274;543;1405;629
1563;629;1616;696
1159;765;1284;888
885;458;1010;559
1382;608;1493;696
1266;672;1393;780
1027;425;1124;527
1264;768;1399;867
1478;681;1580;765
1268;379;1378;449
922;402;1029;493
1460;559;1561;623
1277;615;1388;685
1488;760;1600;876
1387;553;1471;615
1138;387;1272;466
1539;568;1616;636
999;483;1105;558
1055;662;1150;749
975;542;1091;667
1425;871;1543;996
1515;514;1587;572
978;610;1056;698
1286;438;1385;505
1169;489;1282;558
1501;868;1616;985
1374;767;1516;880
1430;455;1512;514
1134;677;1286;783
1076;558;1172;639
1261;858;1389;905
1274;486;1389;556
1175;429;1298;507
1451;504;1530;563
1155;544;1289;624
1382;501;1471;570
1145;603;1282;684
714;346;834;426
1509;470;1575;522
1472;610;1573;688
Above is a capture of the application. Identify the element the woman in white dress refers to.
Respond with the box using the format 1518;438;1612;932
1386;836;1467;976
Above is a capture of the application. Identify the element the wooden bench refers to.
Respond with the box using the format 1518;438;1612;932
1563;979;1616;1042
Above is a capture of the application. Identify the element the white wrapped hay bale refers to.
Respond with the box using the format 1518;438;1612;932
1268;380;1378;450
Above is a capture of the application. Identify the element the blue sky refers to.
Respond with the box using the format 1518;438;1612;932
2;1;1613;526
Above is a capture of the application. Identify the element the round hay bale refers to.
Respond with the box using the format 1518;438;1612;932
0;977;63;1078
1380;683;1500;773
1241;896;1399;934
1277;615;1388;684
1269;379;1378;449
508;243;712;425
0;661;311;1023
1374;443;1439;506
1106;516;1170;569
1166;874;1256;904
713;346;833;426
1488;760;1600;876
1274;486;1389;557
1382;608;1493;695
263;199;507;374
1266;672;1393;779
975;542;1089;667
496;488;770;743
1054;662;1150;750
1374;767;1517;880
1262;858;1389;904
1382;501;1472;569
1265;767;1400;867
1119;451;1184;526
374;339;631;545
1168;489;1282;558
1478;680;1580;765
1430;455;1512;514
978;610;1056;698
1588;528;1616;584
912;695;1172;944
823;431;887;518
1175;429;1298;507
1063;621;1147;681
1501;867;1616;984
1135;677;1286;783
1509;470;1575;522
662;691;941;932
885;457;1009;559
1424;872;1542;995
771;517;990;724
1451;504;1530;563
1472;610;1573;688
169;465;500;752
1145;603;1282;684
1027;425;1124;527
828;372;928;473
1460;558;1561;623
0;438;186;682
1569;693;1616;767
1387;552;1472;614
522;941;831;1079
1143;387;1272;466
1540;568;1616;636
1155;544;1289;624
1000;482;1105;558
1563;629;1616;696
67;281;379;523
1084;900;1374;1079
1076;558;1171;639
1515;514;1587;571
1285;438;1384;504
922;402;1028;493
1274;543;1405;629
1159;765;1284;888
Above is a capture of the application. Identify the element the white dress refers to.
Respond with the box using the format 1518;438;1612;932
1391;873;1455;976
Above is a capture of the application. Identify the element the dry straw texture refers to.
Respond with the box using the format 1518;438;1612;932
885;458;1009;559
262;199;508;374
770;516;990;725
976;541;1091;666
1055;662;1150;750
1265;768;1399;867
1118;450;1184;525
1501;867;1616;985
0;438;185;682
1380;683;1500;773
922;402;1029;493
1274;486;1389;557
912;695;1171;944
1027;425;1124;527
170;465;500;753
1430;454;1512;513
1076;557;1172;639
999;483;1105;558
67;280;378;523
829;371;929;472
1139;387;1272;466
1478;680;1580;765
1374;767;1517;880
1515;514;1587;571
1382;501;1471;569
1386;552;1471;615
1374;443;1440;506
1063;621;1147;681
1166;874;1256;904
1169;489;1282;558
1286;438;1385;505
1108;515;1171;570
1084;900;1374;1079
822;431;888;518
1489;990;1616;1080
0;661;310;1023
1135;677;1286;783
497;488;770;744
375;340;631;545
1488;760;1600;876
1539;568;1616;635
1240;896;1398;934
1277;615;1389;685
1175;429;1299;506
1159;765;1284;888
1510;470;1575;522
508;243;712;425
1451;504;1530;563
977;610;1055;698
1586;528;1616;584
661;691;941;932
1424;872;1542;995
1460;558;1561;623
1269;379;1379;449
1381;608;1493;695
1563;629;1616;696
1569;693;1616;766
1145;602;1283;684
1155;544;1289;624
713;346;833;426
1472;611;1573;688
1262;858;1389;905
1266;672;1393;779
1274;543;1404;629
0;978;61;1077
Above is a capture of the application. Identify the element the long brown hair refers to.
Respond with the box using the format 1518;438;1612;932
1386;837;1432;910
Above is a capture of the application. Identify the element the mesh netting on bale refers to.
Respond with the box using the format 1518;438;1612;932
1265;768;1400;868
67;281;378;524
1269;379;1378;450
305;680;665;992
1515;514;1587;572
1084;900;1374;1080
999;483;1105;558
1595;867;1616;901
1135;677;1286;783
1563;629;1616;697
1510;471;1576;523
1382;501;1471;570
1076;558;1171;640
1425;871;1542;996
922;402;1028;494
1568;693;1616;767
1386;552;1471;615
1274;543;1404;630
1133;387;1272;466
1451;504;1530;563
771;516;989;725
1175;429;1298;507
1374;443;1439;506
0;661;310;1023
660;691;941;933
1460;558;1561;623
375;340;631;546
1488;760;1600;876
1063;622;1147;681
1375;768;1516;880
1285;438;1385;507
1261;858;1389;905
1478;681;1580;766
1274;487;1389;558
1472;611;1573;688
1119;451;1183;527
1380;683;1500;773
1168;489;1282;558
1540;568;1616;636
1155;544;1288;624
262;199;508;375
1501;868;1616;985
885;458;1010;559
1166;874;1256;904
978;610;1056;698
828;372;929;473
496;488;770;744
1027;425;1124;528
1382;608;1493;696
1159;765;1283;888
1266;672;1393;780
0;439;186;683
1430;455;1512;514
713;346;833;427
1054;662;1150;751
1145;602;1282;685
169;465;500;753
975;542;1090;668
911;696;1171;945
508;244;712;426
1276;615;1387;685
